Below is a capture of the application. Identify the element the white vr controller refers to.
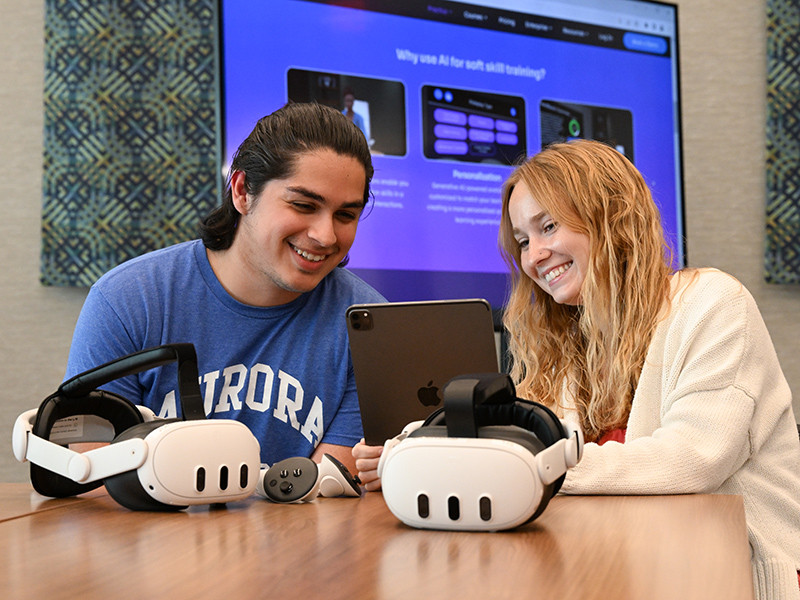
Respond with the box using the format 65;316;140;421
255;453;362;503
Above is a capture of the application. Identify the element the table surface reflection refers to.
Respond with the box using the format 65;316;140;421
0;483;753;600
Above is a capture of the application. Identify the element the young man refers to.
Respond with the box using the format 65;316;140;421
65;103;386;473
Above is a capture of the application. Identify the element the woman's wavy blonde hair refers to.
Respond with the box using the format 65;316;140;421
498;140;674;441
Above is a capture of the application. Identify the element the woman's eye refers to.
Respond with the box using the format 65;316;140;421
517;239;529;250
543;221;557;234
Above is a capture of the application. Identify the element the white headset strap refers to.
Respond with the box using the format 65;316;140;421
375;417;584;485
560;418;585;466
11;409;38;462
534;419;585;485
137;405;157;421
377;420;425;478
12;408;148;484
25;431;148;483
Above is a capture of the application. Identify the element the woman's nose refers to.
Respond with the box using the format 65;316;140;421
527;242;550;266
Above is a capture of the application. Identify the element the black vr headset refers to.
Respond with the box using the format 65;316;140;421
12;343;261;511
378;373;584;531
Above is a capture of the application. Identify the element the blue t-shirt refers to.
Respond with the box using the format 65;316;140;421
65;240;386;465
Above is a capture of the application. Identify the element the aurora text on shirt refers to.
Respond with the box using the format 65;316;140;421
157;363;324;446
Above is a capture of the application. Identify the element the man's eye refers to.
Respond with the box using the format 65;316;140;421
292;202;314;211
337;211;358;222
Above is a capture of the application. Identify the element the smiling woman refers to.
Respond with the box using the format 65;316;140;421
507;183;590;306
499;139;671;437
495;139;800;600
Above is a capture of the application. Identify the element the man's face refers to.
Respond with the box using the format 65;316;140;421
229;148;366;306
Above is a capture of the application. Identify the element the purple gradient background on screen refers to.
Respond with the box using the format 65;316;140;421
220;1;683;306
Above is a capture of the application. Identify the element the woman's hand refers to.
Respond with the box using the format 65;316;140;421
352;440;383;491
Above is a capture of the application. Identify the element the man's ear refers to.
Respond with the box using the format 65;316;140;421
230;171;250;215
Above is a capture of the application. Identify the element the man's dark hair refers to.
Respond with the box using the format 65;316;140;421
200;102;374;250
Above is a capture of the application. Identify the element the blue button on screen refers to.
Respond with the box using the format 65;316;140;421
623;32;667;55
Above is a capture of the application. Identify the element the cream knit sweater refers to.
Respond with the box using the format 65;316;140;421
560;269;800;600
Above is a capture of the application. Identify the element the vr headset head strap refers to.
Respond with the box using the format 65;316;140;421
59;343;205;420
442;373;516;438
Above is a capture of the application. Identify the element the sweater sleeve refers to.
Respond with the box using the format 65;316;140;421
561;271;764;495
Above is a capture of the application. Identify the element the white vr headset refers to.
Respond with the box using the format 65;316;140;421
378;373;584;531
12;344;261;511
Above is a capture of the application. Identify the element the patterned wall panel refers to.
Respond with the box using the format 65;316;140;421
766;0;800;284
40;0;218;286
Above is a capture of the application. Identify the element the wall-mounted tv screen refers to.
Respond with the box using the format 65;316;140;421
218;0;684;312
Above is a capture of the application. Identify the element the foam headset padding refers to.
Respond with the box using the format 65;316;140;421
408;424;545;455
104;469;182;512
424;400;565;446
30;389;145;498
417;395;569;495
483;401;566;445
103;419;184;511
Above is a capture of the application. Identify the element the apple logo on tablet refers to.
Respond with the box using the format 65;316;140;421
417;380;442;407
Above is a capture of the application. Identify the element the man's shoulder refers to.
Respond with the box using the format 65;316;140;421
323;267;386;303
94;240;201;287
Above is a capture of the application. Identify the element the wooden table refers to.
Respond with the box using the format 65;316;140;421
0;483;753;600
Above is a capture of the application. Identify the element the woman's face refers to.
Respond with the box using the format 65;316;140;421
508;183;591;306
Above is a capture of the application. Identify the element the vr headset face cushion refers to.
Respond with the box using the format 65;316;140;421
102;419;185;512
422;399;566;445
478;401;566;447
30;390;145;498
415;398;569;502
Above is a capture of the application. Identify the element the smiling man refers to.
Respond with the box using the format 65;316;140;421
65;103;386;472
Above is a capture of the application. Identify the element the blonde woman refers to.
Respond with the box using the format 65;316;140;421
498;139;800;599
353;139;800;596
353;140;800;597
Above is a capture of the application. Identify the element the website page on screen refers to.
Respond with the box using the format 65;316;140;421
220;0;683;307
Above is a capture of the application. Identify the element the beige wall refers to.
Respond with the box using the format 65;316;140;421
1;1;797;482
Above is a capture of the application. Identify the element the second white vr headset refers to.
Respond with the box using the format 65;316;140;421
12;344;261;511
378;373;584;531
